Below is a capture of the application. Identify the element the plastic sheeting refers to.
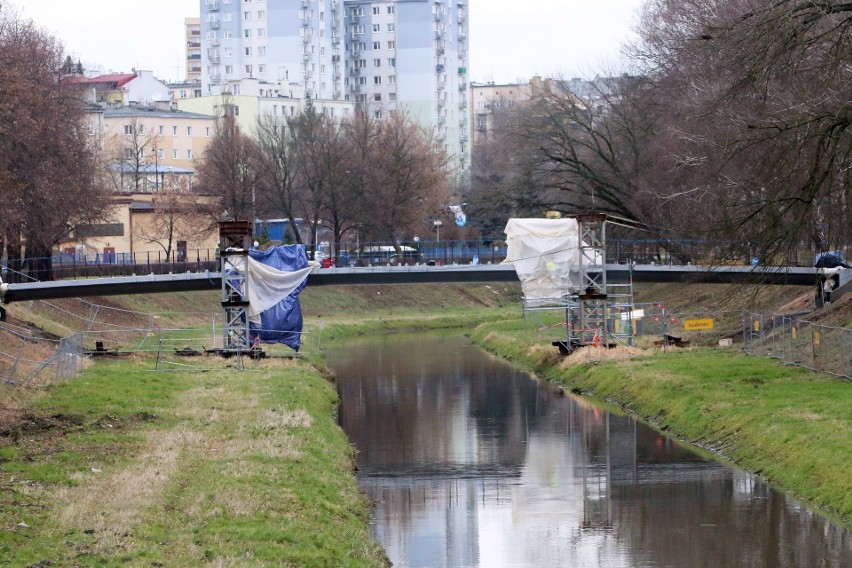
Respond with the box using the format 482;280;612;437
502;218;581;300
247;246;311;350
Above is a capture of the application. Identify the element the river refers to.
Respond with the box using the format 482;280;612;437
327;331;850;568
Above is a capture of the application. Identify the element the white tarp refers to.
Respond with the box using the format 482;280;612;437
246;257;313;324
502;218;581;300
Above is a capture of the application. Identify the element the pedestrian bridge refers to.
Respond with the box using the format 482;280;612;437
0;264;821;304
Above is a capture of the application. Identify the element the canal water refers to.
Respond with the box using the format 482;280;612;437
327;331;850;568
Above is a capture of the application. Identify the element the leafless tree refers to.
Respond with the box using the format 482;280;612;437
105;117;162;192
255;112;302;243
194;111;265;225
133;175;214;261
0;6;108;281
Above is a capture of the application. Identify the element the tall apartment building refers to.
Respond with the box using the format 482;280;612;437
186;18;202;83
198;0;469;171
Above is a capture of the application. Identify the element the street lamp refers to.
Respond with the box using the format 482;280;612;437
433;220;442;243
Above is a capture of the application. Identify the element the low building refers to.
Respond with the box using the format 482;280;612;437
67;70;171;106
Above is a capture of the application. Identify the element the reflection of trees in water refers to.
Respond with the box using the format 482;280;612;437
332;334;849;568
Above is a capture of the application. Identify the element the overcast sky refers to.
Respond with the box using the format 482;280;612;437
11;0;645;84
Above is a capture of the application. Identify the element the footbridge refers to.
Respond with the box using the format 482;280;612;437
0;263;824;305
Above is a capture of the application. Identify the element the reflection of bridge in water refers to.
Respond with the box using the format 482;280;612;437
0;264;819;304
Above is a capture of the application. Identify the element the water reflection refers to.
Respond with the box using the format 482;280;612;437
329;332;850;568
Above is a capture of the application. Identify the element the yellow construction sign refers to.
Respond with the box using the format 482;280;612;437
684;318;714;331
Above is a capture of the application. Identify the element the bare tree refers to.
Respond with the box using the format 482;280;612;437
255;112;302;243
0;6;108;281
105;116;162;192
133;175;214;261
195;111;265;224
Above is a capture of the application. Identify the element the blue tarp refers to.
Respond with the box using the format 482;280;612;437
248;245;309;350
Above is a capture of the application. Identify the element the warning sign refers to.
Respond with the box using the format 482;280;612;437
684;318;714;331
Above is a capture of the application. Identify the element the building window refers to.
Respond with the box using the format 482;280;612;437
173;149;178;159
245;29;252;37
258;46;266;55
374;110;381;119
372;6;380;15
388;57;395;67
358;76;366;85
186;126;192;136
257;10;265;19
187;149;193;159
388;75;395;84
225;64;234;75
245;47;252;56
158;148;165;159
374;93;382;101
123;124;134;135
258;64;266;73
388;40;395;49
373;41;380;50
206;126;211;136
373;58;381;67
173;125;178;136
246;64;253;75
257;28;265;37
224;47;232;57
224;30;233;38
374;76;381;84
388;23;395;31
158;125;165;135
244;11;251;20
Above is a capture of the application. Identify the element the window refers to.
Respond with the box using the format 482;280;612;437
124;124;134;135
373;58;381;67
258;64;265;73
246;64;253;75
244;29;252;37
158;125;165;135
358;76;366;85
244;11;251;20
374;110;381;119
225;64;234;75
124;148;133;159
206;126;211;136
357;59;366;68
372;6;380;15
258;46;266;55
173;149;178;159
387;5;395;14
388;57;395;67
224;30;233;38
388;41;395;49
257;10;265;19
186;126;192;136
388;74;395;84
387;23;395;31
389;92;396;101
224;47;232;57
372;24;380;32
374;76;381;84
374;93;382;101
245;47;252;56
187;149;193;159
257;28;265;37
373;41;380;50
158;148;165;159
172;125;178;136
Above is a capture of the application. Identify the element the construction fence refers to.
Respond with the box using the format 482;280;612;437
742;313;852;380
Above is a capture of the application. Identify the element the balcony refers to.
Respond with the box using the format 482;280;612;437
209;38;220;46
208;54;220;63
350;67;360;76
209;19;220;29
206;0;219;10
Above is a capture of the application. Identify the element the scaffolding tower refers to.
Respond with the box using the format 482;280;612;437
218;221;256;355
520;214;635;354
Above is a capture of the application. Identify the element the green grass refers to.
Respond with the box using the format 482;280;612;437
471;322;852;527
0;357;389;567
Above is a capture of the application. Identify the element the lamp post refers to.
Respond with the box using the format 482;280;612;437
433;220;442;243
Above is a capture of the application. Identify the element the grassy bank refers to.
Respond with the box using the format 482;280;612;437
0;356;389;567
470;319;852;527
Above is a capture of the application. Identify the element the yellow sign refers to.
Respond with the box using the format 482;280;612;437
684;318;714;331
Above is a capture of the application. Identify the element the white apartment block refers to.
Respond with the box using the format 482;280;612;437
198;0;469;171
